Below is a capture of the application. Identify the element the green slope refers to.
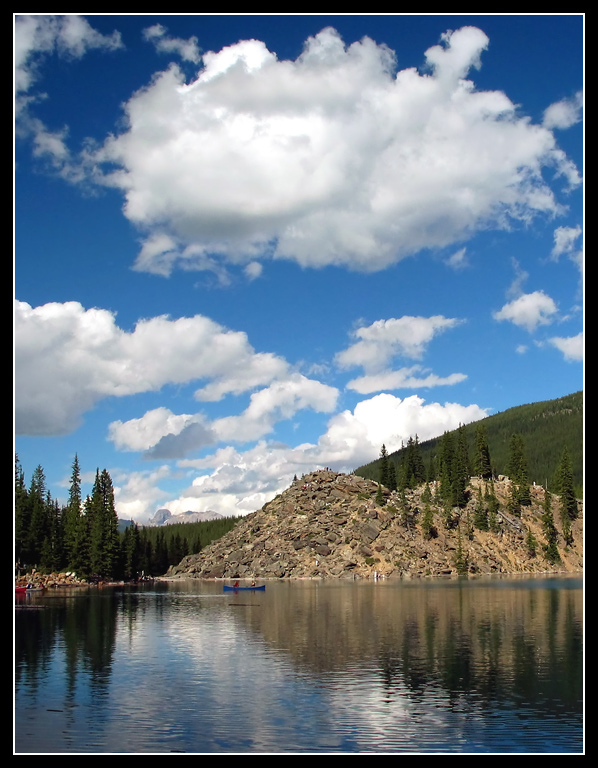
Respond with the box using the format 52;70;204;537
355;391;583;497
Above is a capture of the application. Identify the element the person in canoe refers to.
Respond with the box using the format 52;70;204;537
233;581;239;588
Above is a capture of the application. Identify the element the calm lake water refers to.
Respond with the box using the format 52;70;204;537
14;576;583;754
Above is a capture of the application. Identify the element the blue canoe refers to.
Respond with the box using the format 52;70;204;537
224;584;265;591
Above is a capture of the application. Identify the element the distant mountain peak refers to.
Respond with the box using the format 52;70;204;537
148;508;223;527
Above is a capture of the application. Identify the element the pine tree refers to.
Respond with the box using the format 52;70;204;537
63;454;83;569
14;455;30;566
541;489;560;563
450;425;470;508
387;462;397;492
438;431;454;502
28;465;52;565
398;435;427;490
407;435;426;488
525;527;538;558
507;433;531;514
507;479;522;518
554;447;578;522
122;523;141;581
421;498;435;540
72;508;91;578
473;486;489;530
560;504;573;547
87;469;120;579
474;423;492;479
40;498;63;573
379;445;390;489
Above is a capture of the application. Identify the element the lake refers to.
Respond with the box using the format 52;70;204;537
14;576;583;754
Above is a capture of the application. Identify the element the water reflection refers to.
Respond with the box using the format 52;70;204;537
15;577;583;753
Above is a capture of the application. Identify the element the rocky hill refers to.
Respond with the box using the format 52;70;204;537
166;469;583;580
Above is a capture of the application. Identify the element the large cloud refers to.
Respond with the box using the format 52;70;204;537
85;25;579;275
14;300;295;436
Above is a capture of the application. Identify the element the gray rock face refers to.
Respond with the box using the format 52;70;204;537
149;508;172;526
148;508;223;526
166;470;583;580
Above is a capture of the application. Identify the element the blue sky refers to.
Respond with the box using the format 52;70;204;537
14;14;583;522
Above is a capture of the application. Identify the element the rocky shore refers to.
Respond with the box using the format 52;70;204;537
166;469;583;581
15;570;89;589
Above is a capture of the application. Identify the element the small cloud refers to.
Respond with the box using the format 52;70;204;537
346;367;466;394
506;258;529;299
493;290;558;333
244;261;263;281
445;247;468;270
551;225;582;261
15;15;123;98
548;333;583;362
142;23;201;64
543;91;583;130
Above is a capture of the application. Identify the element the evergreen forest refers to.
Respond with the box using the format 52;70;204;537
14;454;238;581
15;391;582;581
355;391;583;498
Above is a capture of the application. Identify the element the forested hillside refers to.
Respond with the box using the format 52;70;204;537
14;453;239;581
355;392;583;497
14;392;582;582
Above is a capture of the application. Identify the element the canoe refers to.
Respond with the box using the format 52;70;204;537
223;585;265;591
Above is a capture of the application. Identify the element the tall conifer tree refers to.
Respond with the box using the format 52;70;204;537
15;455;30;566
379;444;390;489
87;469;120;579
507;433;531;513
474;423;492;479
555;447;578;522
63;454;83;569
452;425;470;507
542;489;560;564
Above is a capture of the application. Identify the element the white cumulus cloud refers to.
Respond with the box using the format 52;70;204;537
493;291;558;333
78;25;579;275
336;315;463;371
551;225;583;276
335;315;465;394
142;23;201;63
548;333;583;362
542;91;583;130
15;14;123;96
161;392;489;520
14;300;293;436
346;368;467;395
108;373;339;460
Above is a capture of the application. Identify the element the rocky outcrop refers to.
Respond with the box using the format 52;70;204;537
166;470;583;580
